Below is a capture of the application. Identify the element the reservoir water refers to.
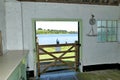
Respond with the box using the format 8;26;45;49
37;34;78;45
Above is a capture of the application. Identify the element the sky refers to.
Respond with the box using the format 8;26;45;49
36;21;78;32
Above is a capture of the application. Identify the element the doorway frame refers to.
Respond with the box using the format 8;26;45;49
32;18;83;76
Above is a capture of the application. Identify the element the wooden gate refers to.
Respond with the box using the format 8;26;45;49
36;41;80;76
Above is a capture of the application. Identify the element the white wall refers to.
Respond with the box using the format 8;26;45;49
6;2;23;50
0;0;7;54
5;2;120;71
117;7;120;63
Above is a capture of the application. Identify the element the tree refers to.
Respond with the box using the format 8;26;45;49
38;28;42;30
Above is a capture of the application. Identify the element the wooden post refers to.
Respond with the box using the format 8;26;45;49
36;37;40;76
75;41;79;71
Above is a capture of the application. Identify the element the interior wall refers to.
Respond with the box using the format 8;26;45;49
6;2;23;50
118;8;120;63
0;0;7;54
5;2;120;71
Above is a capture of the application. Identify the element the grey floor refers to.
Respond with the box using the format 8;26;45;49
29;69;120;80
39;71;78;80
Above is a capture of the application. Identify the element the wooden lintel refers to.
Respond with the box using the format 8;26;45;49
17;0;119;6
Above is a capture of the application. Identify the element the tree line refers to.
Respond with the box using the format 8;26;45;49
36;28;77;34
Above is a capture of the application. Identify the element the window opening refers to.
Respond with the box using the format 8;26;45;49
97;20;118;42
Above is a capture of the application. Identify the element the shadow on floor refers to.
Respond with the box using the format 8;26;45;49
29;69;120;80
40;71;78;80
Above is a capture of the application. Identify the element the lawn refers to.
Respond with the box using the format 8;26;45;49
39;46;76;62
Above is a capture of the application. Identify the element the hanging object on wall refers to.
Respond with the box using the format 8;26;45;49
87;14;97;37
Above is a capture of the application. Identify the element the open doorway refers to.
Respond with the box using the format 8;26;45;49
36;21;78;45
34;20;81;76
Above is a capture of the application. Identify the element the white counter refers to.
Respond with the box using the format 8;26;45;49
0;50;29;80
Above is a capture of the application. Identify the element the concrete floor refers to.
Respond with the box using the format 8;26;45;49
40;70;77;80
77;69;120;80
29;69;120;80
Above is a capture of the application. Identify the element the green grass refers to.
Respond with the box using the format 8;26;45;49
39;46;76;62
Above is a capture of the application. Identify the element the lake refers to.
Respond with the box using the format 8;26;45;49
37;34;78;45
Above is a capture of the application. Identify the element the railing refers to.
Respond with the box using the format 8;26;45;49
36;41;80;76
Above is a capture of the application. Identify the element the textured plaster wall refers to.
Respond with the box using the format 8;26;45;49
0;0;7;54
5;2;120;71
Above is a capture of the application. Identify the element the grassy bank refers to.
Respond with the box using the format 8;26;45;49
39;46;75;62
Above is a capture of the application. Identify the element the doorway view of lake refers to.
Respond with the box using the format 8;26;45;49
37;34;78;45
